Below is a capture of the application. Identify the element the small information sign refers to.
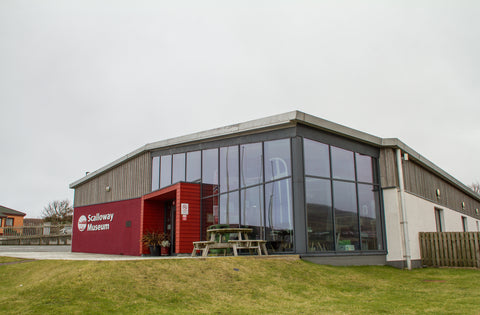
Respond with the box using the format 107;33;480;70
181;203;189;215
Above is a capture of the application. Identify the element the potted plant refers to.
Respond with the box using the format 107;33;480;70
160;239;171;256
142;231;162;256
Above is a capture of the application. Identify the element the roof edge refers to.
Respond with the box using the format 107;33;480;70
0;205;27;217
381;138;480;201
70;111;299;188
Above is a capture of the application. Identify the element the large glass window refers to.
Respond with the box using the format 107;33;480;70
152;156;160;191
241;185;264;240
219;192;239;225
172;153;186;184
306;178;334;251
186;151;201;182
264;139;291;182
304;139;330;178
220;146;239;193
356;153;374;183
240;143;263;188
265;178;293;252
202;149;218;197
358;184;382;250
304;138;382;252
331;146;355;181
333;181;359;251
160;155;172;188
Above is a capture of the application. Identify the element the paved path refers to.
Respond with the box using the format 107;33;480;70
0;245;299;261
0;245;189;261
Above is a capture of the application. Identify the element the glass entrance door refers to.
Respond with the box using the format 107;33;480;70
165;200;176;254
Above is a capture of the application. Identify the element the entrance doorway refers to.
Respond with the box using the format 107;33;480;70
165;200;176;255
141;182;201;255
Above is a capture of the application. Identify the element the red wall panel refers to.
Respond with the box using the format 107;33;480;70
72;198;142;256
175;183;201;253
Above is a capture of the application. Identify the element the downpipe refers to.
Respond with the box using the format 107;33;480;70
396;148;412;270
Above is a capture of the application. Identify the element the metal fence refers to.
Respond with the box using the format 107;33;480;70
0;224;72;245
419;232;480;268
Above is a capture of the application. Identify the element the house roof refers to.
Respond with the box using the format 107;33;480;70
69;110;480;202
0;205;26;217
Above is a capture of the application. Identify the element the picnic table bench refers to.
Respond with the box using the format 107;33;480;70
192;227;268;257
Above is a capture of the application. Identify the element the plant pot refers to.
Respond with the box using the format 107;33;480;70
149;245;160;256
161;247;170;256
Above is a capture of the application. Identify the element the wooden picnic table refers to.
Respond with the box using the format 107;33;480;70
192;227;268;257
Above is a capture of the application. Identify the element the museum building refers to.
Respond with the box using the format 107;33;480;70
69;111;480;267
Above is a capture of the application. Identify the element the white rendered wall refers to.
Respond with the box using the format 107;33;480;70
382;188;404;262
383;188;480;263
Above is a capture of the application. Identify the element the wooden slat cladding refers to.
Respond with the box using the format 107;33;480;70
379;148;398;188
403;159;480;218
74;153;151;207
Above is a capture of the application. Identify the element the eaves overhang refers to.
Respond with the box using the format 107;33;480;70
0;205;26;217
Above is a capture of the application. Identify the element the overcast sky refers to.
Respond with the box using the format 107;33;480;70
1;1;479;218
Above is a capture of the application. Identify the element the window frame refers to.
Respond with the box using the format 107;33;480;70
434;208;444;232
5;217;14;227
462;216;468;232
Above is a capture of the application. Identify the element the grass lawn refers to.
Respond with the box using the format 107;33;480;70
0;256;479;314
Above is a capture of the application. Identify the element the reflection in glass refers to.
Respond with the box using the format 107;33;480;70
152;156;160;191
241;185;264;240
172;153;185;184
265;179;293;252
201;196;218;240
186;151;201;182
356;153;374;183
331;146;355;181
240;143;263;188
219;192;239;225
358;184;381;250
220;146;239;193
306;178;333;251
160;155;172;188
202;149;218;197
303;138;330;178
333;181;359;250
264;139;291;182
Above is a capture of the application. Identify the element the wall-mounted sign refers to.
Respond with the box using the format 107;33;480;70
181;203;189;215
78;212;115;232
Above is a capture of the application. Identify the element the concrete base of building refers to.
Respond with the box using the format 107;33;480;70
301;254;386;266
386;259;423;269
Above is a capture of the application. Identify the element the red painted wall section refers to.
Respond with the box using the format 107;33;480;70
175;183;201;254
72;198;141;256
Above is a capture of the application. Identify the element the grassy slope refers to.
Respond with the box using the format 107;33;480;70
1;256;479;314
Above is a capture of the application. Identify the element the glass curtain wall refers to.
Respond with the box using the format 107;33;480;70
304;138;382;252
150;136;381;254
151;138;294;253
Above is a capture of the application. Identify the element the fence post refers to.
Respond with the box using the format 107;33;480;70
474;233;480;268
